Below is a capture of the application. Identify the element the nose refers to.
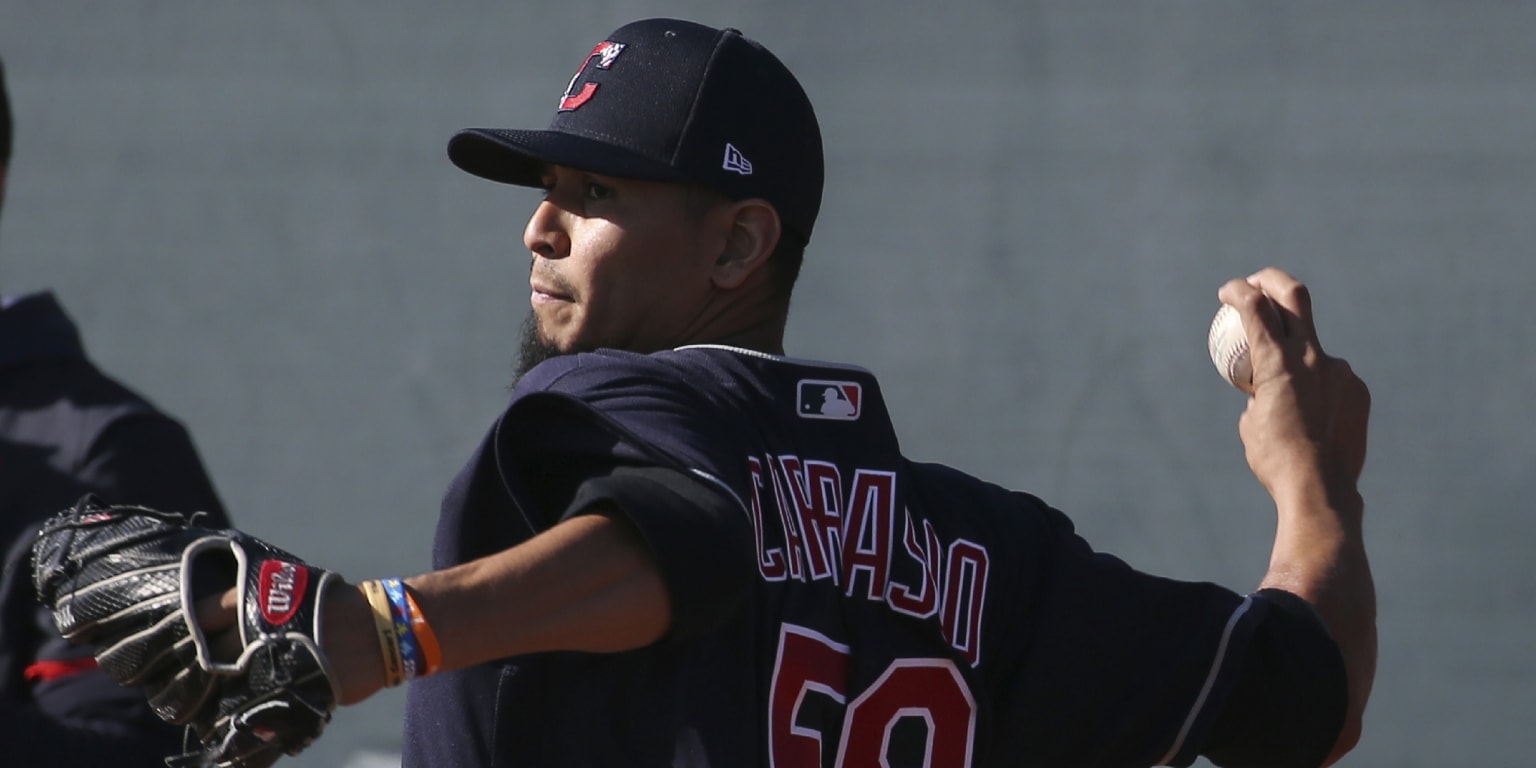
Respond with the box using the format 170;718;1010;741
523;199;570;259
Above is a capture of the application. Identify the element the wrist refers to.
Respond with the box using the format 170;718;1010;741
319;580;388;705
1273;485;1363;522
342;578;445;698
1267;466;1364;520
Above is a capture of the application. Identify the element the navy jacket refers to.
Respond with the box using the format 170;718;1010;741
0;292;228;767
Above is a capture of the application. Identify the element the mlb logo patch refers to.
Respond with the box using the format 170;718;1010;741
797;379;862;421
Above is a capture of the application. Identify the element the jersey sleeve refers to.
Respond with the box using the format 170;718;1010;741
494;353;757;640
562;465;756;640
906;463;1344;767
995;518;1345;767
1198;588;1347;767
987;514;1252;766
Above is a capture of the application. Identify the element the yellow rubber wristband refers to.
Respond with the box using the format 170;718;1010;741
359;580;406;688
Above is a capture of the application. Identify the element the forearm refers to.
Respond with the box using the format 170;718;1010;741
1259;479;1376;763
323;507;671;703
411;508;672;665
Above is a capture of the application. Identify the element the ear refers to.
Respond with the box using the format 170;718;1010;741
711;199;781;290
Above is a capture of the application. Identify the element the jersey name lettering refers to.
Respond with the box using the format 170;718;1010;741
746;454;991;666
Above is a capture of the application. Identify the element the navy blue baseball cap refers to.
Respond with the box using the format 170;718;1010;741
448;19;824;244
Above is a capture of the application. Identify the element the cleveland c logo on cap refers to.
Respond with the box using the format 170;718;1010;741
559;42;626;112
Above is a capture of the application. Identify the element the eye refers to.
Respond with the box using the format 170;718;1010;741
583;181;614;201
536;167;557;190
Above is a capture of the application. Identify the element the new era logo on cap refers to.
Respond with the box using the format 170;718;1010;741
797;379;861;421
723;143;753;175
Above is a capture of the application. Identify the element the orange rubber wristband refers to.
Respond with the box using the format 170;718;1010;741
403;587;442;677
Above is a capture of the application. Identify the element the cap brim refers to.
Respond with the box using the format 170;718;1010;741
448;128;690;188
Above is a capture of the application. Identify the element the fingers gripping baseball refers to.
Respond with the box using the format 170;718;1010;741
1216;269;1370;496
1251;266;1317;343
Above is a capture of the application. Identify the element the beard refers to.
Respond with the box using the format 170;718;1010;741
512;312;564;387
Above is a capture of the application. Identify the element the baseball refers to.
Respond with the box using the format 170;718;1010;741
1207;303;1253;393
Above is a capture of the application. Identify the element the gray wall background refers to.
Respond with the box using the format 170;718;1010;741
3;2;1532;766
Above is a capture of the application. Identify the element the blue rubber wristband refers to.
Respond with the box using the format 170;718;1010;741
381;578;425;680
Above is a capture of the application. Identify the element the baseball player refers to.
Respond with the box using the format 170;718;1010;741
30;18;1374;768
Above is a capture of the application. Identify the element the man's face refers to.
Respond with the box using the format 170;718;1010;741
522;165;725;358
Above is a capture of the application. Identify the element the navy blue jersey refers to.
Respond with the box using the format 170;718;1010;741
403;345;1343;768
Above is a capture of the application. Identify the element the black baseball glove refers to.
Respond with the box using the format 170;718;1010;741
31;495;341;768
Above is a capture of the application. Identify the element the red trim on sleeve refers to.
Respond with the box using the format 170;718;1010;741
24;657;99;683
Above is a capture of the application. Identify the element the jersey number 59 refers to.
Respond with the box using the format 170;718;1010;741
768;623;977;767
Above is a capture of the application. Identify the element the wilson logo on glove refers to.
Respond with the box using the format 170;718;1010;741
259;560;308;626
